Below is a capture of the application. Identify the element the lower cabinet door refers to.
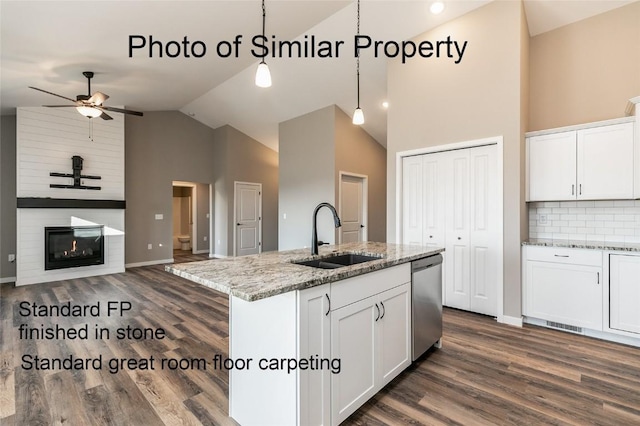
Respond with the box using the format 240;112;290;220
378;283;411;386
526;261;603;330
610;254;640;334
298;284;331;426
331;297;377;425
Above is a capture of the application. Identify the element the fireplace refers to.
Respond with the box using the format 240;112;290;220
44;226;105;270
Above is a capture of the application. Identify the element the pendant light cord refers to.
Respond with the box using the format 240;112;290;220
356;0;361;109
261;0;267;63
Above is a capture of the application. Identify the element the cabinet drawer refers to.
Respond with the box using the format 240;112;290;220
525;245;602;267
331;263;411;311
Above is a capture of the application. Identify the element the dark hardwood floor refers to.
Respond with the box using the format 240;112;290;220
1;264;640;425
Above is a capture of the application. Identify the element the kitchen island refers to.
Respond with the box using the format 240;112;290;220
166;242;443;426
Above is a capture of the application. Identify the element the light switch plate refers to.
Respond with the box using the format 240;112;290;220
155;214;163;220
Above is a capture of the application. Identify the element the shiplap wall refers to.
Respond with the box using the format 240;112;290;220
17;107;124;199
16;107;125;285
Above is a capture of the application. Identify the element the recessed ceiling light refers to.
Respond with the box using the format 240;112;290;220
430;1;444;15
382;101;389;109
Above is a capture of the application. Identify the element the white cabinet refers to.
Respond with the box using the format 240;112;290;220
609;254;640;335
527;131;577;201
526;121;634;201
298;284;331;426
330;264;411;425
523;246;603;330
402;145;499;317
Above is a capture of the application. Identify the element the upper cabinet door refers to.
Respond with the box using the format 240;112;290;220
527;131;577;201
577;122;634;200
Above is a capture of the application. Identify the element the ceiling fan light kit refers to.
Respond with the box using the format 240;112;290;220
29;71;144;121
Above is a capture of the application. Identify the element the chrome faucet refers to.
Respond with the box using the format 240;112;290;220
311;202;342;255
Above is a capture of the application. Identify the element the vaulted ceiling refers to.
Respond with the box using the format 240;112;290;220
1;1;636;151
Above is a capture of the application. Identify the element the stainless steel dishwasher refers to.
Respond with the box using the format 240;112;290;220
412;254;443;361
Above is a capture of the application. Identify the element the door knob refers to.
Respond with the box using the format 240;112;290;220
360;224;365;228
237;223;241;226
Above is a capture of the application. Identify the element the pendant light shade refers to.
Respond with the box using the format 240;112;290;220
255;61;272;88
255;0;272;88
76;106;102;118
352;0;364;125
352;107;364;125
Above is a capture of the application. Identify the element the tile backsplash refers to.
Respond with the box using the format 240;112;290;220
528;200;640;243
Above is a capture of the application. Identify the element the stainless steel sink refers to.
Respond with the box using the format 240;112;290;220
293;253;383;269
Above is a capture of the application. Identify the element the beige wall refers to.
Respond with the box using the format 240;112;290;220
529;1;640;131
334;107;387;243
0;115;17;280
387;0;527;318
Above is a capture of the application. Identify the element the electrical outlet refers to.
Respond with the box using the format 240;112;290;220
155;214;163;220
206;213;210;219
283;213;287;219
8;254;16;263
203;236;207;241
147;244;152;250
538;214;548;225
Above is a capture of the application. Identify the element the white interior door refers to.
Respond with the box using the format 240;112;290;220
340;174;366;243
402;156;423;246
444;150;471;311
235;182;261;256
469;145;498;316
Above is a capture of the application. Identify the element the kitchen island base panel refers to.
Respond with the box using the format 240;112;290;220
229;292;298;426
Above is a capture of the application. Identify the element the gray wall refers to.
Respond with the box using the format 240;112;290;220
125;112;217;264
126;112;278;264
279;106;336;250
212;125;279;256
334;106;387;243
279;105;387;251
0;115;17;280
386;0;527;318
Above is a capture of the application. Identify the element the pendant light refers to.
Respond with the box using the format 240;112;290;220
352;0;364;125
255;0;272;88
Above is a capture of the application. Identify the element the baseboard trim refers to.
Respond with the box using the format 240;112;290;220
212;253;229;258
125;259;174;268
498;315;523;327
193;249;209;254
0;276;16;284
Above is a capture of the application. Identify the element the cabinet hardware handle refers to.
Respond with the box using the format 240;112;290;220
375;303;380;322
325;294;330;316
597;272;600;285
554;254;569;258
380;302;385;319
579;184;582;195
429;235;433;239
572;184;575;195
457;237;462;240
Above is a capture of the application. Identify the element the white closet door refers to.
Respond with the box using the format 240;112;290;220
402;156;423;246
469;145;498;316
422;153;446;248
444;150;471;310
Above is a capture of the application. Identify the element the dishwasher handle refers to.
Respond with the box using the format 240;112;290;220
412;254;443;272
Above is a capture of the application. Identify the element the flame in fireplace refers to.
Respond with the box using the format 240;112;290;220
72;240;77;252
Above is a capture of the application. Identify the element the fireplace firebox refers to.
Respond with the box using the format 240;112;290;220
44;226;105;270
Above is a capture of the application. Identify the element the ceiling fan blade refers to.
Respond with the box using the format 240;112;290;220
42;105;77;108
100;105;144;116
99;111;113;120
29;86;76;103
88;91;109;106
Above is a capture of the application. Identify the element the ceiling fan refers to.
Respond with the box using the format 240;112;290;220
29;71;143;120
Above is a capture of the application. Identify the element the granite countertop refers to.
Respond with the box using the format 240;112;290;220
166;242;444;302
523;238;640;252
